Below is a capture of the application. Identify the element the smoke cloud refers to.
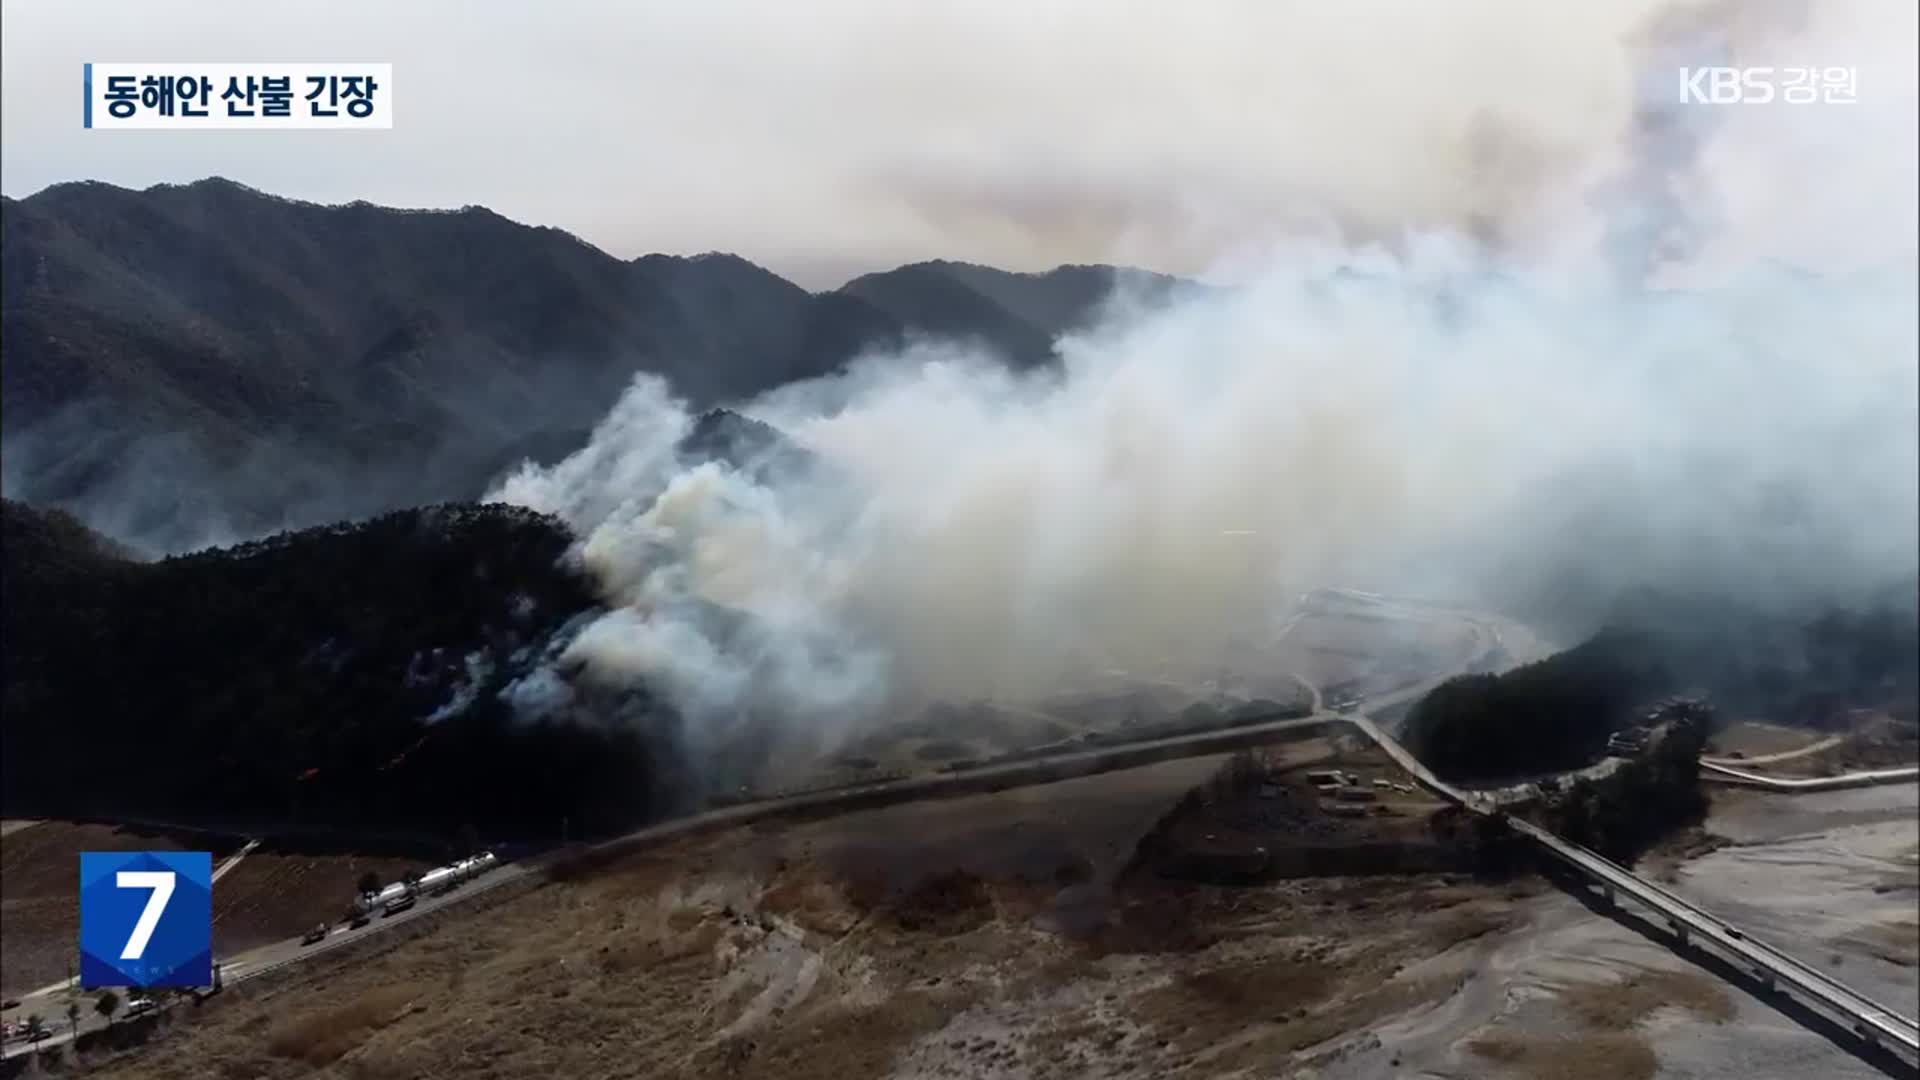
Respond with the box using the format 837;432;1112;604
479;1;1916;765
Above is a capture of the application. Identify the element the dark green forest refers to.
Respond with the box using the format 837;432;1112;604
1405;586;1920;785
1403;628;1671;784
2;499;681;839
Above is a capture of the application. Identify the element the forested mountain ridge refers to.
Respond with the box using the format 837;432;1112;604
2;178;1188;553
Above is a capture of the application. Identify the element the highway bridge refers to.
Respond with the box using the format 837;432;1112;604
1353;712;1920;1068
1504;814;1920;1063
1346;707;1920;1067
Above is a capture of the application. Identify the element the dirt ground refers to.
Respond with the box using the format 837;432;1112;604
74;750;1528;1080
1777;722;1919;777
1705;721;1828;759
1137;744;1458;883
1668;783;1920;1017
1463;967;1735;1080
51;746;1902;1080
0;822;243;996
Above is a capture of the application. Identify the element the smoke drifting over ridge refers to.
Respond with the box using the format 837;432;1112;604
8;1;1913;283
489;1;1917;759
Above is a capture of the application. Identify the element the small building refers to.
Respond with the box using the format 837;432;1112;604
1607;728;1650;756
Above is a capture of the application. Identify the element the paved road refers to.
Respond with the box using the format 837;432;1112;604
210;839;259;883
1700;761;1920;792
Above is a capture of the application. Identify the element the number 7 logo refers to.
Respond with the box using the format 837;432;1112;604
116;871;176;960
80;852;212;989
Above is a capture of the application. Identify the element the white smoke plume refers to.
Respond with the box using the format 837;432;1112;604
489;0;1917;762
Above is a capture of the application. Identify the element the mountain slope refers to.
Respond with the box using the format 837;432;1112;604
0;498;680;834
2;179;1188;553
838;259;1191;368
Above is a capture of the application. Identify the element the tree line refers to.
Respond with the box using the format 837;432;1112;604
2;500;682;839
1404;587;1918;786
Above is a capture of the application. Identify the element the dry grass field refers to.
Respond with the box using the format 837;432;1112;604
73;748;1535;1080
0;822;242;996
44;738;1885;1080
1465;968;1734;1080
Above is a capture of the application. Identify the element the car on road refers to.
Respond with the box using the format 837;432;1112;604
382;893;417;917
302;923;329;945
124;997;157;1019
8;1018;48;1044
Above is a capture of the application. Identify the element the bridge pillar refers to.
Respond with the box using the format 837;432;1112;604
1598;883;1615;907
1668;918;1687;945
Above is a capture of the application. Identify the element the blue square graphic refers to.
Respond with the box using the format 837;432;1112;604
79;851;213;989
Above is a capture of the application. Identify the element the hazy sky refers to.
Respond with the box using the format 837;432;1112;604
3;0;1914;287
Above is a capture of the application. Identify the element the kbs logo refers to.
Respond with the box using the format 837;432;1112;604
79;852;213;989
1678;67;1858;105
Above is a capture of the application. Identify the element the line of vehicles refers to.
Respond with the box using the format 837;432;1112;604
1;980;195;1050
327;851;500;939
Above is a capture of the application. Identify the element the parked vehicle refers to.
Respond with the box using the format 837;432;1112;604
382;892;417;917
302;923;329;945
